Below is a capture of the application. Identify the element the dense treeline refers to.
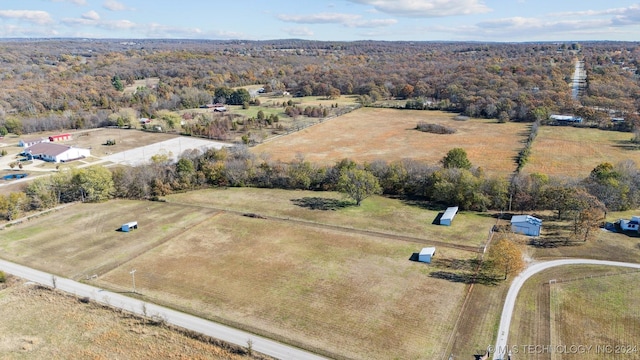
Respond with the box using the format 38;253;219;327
3;146;638;231
0;39;638;136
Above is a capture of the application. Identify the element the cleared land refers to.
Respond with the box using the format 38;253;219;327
524;126;640;178
0;277;253;360
252;108;528;176
509;265;640;360
0;189;496;360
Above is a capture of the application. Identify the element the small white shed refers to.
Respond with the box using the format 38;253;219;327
511;215;542;236
440;206;459;226
121;221;138;232
418;247;436;263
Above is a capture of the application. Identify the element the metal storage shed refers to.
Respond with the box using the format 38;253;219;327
121;221;138;232
440;206;459;226
510;215;542;236
418;247;436;263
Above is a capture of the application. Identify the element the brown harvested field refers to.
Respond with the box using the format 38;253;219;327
252;108;528;176
0;277;253;360
524;126;640;178
0;190;489;360
509;265;640;360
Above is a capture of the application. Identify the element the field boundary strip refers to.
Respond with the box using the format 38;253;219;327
165;199;482;253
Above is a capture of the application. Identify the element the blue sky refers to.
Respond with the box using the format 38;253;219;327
1;0;640;41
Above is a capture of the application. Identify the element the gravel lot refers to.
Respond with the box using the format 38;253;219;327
103;137;232;166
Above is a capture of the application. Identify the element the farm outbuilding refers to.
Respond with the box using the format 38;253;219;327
440;206;459;226
49;133;72;142
619;216;640;232
418;247;436;263
19;137;49;147
121;221;138;232
511;215;542;236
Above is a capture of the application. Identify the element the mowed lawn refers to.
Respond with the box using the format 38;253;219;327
0;200;219;279
166;188;496;249
509;265;640;360
97;211;470;360
524;126;640;178
252;108;528;176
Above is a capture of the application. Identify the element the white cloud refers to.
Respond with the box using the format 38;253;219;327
103;0;132;11
277;12;396;28
278;13;361;24
282;27;315;37
549;4;640;18
0;24;59;37
82;10;100;21
346;0;491;17
51;0;88;5
0;10;54;25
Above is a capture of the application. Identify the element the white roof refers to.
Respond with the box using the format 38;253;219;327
511;215;542;226
441;206;459;220
420;247;436;256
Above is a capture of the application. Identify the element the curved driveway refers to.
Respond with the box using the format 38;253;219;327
493;259;640;360
0;259;326;360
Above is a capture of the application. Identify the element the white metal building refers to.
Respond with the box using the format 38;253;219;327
24;142;90;163
511;215;542;236
418;247;436;263
440;206;459;226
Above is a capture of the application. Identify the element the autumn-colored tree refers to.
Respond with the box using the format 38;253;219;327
487;236;525;279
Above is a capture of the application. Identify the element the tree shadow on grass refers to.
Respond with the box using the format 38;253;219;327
612;140;640;151
291;197;351;210
429;271;500;285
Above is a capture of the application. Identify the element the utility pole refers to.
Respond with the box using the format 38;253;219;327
130;269;136;293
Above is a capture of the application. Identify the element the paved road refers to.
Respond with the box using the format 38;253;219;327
0;259;327;360
493;259;640;360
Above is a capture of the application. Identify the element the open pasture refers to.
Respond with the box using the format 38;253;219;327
509;265;640;360
0;190;486;359
165;188;495;249
252;108;528;176
96;211;470;360
524;126;640;178
0;199;219;279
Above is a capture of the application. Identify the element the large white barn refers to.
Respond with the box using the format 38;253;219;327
24;143;90;163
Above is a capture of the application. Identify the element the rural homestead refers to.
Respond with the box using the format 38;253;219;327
1;4;640;359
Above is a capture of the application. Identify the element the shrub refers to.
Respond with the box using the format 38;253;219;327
0;271;6;283
415;122;456;134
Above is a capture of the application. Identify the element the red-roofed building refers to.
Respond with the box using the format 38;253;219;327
49;133;71;142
